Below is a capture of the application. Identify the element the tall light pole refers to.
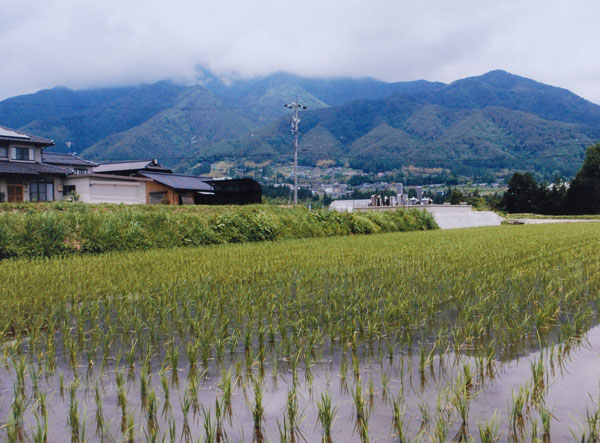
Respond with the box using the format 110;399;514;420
284;97;307;205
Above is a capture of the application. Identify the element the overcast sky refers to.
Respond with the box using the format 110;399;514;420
2;0;600;103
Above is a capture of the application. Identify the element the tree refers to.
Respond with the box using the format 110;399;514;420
499;172;543;213
565;143;600;214
449;190;464;205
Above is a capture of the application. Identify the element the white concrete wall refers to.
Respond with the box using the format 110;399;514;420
332;200;504;229
428;210;504;229
63;176;147;204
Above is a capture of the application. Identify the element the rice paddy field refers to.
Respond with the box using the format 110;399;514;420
1;223;600;442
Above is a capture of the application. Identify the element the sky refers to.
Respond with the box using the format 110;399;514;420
2;0;600;103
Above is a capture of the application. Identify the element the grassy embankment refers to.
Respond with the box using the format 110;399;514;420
0;202;437;259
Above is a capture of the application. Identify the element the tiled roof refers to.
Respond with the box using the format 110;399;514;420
0;125;54;146
139;172;214;192
42;152;98;167
93;159;172;174
0;161;68;176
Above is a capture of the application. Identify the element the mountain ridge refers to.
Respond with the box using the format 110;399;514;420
0;69;598;177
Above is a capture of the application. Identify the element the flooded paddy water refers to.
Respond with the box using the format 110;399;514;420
2;325;600;441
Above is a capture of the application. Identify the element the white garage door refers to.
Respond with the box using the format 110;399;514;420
90;183;141;204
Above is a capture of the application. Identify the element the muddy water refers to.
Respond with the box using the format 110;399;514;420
2;327;600;441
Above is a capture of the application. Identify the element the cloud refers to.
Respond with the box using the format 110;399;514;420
1;0;600;103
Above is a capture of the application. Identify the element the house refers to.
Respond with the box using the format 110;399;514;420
42;152;97;175
136;173;262;205
1;125;261;205
137;171;214;205
0;125;149;204
93;159;172;176
92;161;261;205
0;126;67;202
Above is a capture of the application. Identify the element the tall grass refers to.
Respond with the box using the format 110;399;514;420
0;203;436;259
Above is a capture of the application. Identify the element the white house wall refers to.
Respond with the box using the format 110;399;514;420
63;176;146;204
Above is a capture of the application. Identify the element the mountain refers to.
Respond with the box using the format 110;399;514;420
195;70;600;176
0;82;188;153
202;72;444;123
0;69;599;176
80;86;256;162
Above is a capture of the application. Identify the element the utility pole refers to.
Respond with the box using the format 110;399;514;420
284;97;307;205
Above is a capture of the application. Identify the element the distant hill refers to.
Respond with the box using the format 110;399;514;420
1;69;599;176
0;73;442;165
195;70;600;176
0;82;188;152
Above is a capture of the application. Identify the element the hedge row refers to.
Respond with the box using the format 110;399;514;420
0;203;438;259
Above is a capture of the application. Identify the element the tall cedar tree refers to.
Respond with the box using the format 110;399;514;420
499;172;543;213
565;143;600;214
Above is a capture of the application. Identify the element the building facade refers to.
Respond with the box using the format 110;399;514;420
0;126;66;202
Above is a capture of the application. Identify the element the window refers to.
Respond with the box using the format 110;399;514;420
149;191;168;205
0;145;7;159
30;180;54;202
12;147;34;161
63;185;76;196
74;168;88;175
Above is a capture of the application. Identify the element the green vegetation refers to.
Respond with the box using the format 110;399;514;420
566;142;600;214
499;143;600;214
1;224;600;439
0;202;436;259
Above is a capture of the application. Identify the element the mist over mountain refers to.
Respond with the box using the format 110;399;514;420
0;69;598;177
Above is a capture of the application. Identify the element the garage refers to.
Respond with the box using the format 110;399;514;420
90;181;141;204
62;174;148;204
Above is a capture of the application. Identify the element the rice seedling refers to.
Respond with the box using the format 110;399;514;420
202;406;216;443
180;393;192;443
478;412;500;443
451;373;470;441
94;381;105;437
67;382;80;443
391;391;407;442
352;379;370;442
540;406;552;442
160;369;171;418
283;385;305;443
0;222;599;440
509;385;529;435
252;376;265;442
316;391;337;443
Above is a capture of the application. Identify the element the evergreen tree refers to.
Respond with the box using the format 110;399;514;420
499;172;542;213
565;143;600;214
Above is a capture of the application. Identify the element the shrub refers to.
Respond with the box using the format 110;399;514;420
0;204;437;259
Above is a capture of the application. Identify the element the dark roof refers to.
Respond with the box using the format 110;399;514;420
139;172;214;192
64;173;150;181
94;159;172;174
42;152;98;167
0;125;54;146
0;161;67;176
